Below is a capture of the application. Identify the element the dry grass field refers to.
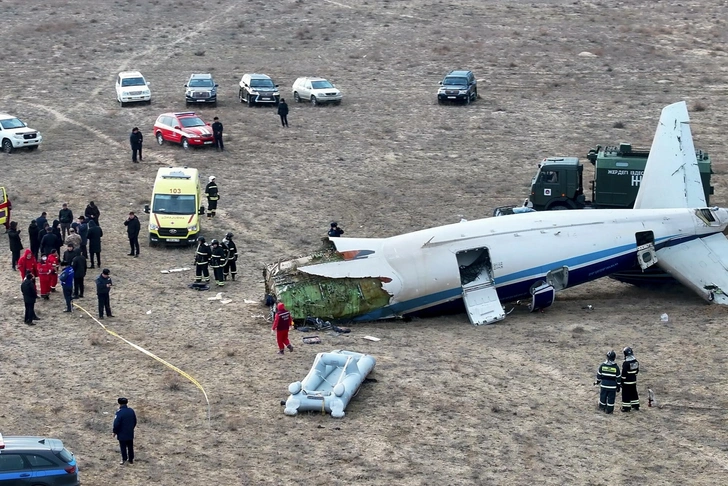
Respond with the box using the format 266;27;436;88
2;0;728;484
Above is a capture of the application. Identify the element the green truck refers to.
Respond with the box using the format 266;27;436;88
526;143;713;211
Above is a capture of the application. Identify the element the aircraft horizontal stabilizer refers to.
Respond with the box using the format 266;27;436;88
656;233;728;304
634;101;706;210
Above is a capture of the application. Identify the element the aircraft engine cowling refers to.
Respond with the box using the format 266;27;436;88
529;283;555;312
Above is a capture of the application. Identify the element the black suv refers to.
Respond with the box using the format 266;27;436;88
0;434;80;485
437;70;477;104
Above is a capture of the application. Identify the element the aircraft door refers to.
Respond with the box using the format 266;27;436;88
457;248;505;325
635;231;658;270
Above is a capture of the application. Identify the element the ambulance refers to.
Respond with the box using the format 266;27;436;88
0;187;9;230
144;167;203;246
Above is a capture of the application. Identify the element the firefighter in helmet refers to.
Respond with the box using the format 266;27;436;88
621;347;640;411
595;350;621;414
194;236;211;283
209;239;226;287
222;232;238;281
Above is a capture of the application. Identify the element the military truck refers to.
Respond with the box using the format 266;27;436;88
526;143;713;211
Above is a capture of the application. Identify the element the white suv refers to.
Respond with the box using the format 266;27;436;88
0;113;42;153
116;71;151;107
292;77;342;105
238;73;280;106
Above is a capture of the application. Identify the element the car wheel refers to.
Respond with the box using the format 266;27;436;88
156;132;164;145
464;94;470;105
182;138;189;150
119;99;125;107
2;139;13;154
247;95;254;107
311;96;318;106
239;90;244;103
293;92;301;103
149;235;158;248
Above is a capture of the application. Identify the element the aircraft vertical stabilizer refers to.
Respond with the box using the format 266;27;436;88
634;101;706;209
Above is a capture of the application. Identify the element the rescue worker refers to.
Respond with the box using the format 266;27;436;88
328;222;344;237
595;350;621;414
59;260;75;313
37;255;53;300
212;117;224;151
205;176;219;218
194;236;211;283
621;347;640;412
209;239;226;287
28;219;40;259
47;249;60;292
272;302;294;355
18;249;38;281
58;203;74;241
130;127;143;163
21;271;39;325
96;268;113;319
222;232;238;281
8;221;23;271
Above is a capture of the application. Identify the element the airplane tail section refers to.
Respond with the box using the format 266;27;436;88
634;101;706;210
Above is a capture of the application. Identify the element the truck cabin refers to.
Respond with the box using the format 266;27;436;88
529;157;584;210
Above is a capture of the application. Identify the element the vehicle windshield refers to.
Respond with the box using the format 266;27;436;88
121;77;146;87
443;76;467;86
180;117;206;128
152;194;196;215
251;78;275;88
0;118;26;129
311;80;334;89
189;79;214;87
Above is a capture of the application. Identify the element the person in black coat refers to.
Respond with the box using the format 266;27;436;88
71;251;87;299
87;220;103;268
113;397;137;465
21;271;39;325
77;216;89;259
28;219;40;259
40;226;57;257
96;268;113;319
130;127;143;163
277;98;289;127
211;117;224;151
58;203;74;241
36;212;48;233
123;211;140;257
8;221;23;271
51;219;63;256
85;201;100;225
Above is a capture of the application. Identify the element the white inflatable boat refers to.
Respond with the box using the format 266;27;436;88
284;350;376;418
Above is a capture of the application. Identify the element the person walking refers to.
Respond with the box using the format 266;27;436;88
71;251;87;299
124;211;140;257
620;347;640;412
37;255;53;301
87;220;103;269
130;127;143;163
85;201;100;225
328;221;344;237
277;98;289;127
18;249;38;281
21;271;39;325
113;397;137;466
272;302;294;355
59;261;75;313
28;219;41;259
96;268;113;319
222;232;237;281
595;350;621;414
77;216;89;260
205;176;219;218
8;221;23;271
209;239;226;287
58;203;74;241
194;236;211;284
212;117;224;151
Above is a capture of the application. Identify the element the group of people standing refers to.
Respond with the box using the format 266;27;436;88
193;232;238;287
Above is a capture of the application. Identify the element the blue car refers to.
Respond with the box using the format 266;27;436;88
0;434;80;485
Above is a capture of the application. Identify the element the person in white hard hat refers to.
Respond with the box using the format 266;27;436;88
205;176;219;218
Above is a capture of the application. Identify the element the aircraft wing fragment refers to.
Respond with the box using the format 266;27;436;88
656;233;728;304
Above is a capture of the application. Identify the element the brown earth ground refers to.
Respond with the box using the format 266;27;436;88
2;0;728;484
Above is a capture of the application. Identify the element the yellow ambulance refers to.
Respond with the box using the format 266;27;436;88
144;167;203;246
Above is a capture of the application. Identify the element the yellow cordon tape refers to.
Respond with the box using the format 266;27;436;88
73;302;211;425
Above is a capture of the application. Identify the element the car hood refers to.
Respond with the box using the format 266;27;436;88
5;127;39;135
250;87;278;93
183;126;213;136
440;84;467;90
311;87;341;95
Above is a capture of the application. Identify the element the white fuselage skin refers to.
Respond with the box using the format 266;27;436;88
308;208;728;319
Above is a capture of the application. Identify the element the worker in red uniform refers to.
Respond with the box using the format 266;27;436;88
37;255;54;300
47;249;60;292
18;249;38;280
272;302;294;355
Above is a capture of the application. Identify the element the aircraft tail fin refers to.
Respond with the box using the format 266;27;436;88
633;101;706;210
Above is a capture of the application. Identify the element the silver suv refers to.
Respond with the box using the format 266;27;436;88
238;73;280;107
185;73;218;106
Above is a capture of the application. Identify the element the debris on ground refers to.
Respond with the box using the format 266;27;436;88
161;267;191;274
363;336;380;342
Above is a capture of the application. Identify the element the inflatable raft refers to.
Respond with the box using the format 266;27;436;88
284;350;375;418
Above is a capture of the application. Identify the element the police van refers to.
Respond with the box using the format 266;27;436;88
0;433;80;485
144;167;204;246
